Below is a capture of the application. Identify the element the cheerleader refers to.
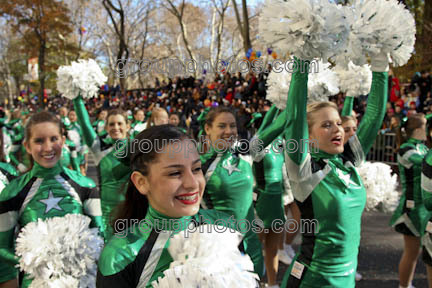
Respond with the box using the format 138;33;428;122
68;110;88;176
341;103;366;282
201;100;290;277
73;96;130;241
0;129;18;195
169;113;187;133
97;125;241;288
390;114;429;288
129;109;146;139
281;55;388;287
252;105;285;287
60;125;80;172
93;110;107;136
0;111;103;288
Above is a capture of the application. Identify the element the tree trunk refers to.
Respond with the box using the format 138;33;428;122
241;0;251;52
423;0;432;68
39;39;46;107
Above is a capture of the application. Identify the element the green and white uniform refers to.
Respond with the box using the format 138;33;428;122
60;139;80;172
390;138;429;237
0;162;18;195
97;207;240;288
420;149;432;265
61;116;71;130
281;59;387;287
68;121;88;167
200;102;290;278
73;96;130;241
129;121;147;139
0;162;103;286
93;119;106;136
253;106;286;229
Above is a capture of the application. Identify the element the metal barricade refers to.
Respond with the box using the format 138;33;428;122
366;132;398;167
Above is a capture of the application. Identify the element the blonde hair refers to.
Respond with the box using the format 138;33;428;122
341;115;356;125
147;107;168;127
306;101;339;129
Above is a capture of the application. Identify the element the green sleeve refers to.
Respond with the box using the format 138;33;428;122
255;108;289;150
341;96;354;117
282;58;309;166
257;105;279;134
422;150;432;210
409;153;426;166
0;180;23;282
246;113;262;128
69;144;80;172
356;72;388;155
73;96;97;148
9;153;20;167
0;229;17;282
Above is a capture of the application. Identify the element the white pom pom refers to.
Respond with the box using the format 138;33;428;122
266;59;339;106
29;275;79;288
151;224;259;288
57;59;107;100
333;61;372;97
15;214;104;287
266;68;292;110
67;130;81;151
259;0;349;60
308;59;339;103
335;0;415;67
357;161;399;212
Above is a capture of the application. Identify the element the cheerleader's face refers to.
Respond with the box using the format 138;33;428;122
25;122;64;168
68;111;77;123
135;110;145;122
132;139;205;218
169;114;180;126
309;107;344;154
342;120;357;145
106;114;129;140
205;112;237;150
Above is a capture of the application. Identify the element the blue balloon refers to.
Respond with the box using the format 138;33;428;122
247;48;253;54
157;91;162;96
257;51;261;58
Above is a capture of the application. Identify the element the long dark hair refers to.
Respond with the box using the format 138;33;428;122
113;124;189;231
397;113;425;149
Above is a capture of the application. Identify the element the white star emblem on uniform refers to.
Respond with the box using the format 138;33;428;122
39;190;64;214
336;168;351;187
223;162;241;175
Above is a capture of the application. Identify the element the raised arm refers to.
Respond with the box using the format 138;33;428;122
356;54;389;155
341;96;354;117
283;58;309;166
73;95;97;149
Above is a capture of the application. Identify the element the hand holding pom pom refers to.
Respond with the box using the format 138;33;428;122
266;58;339;107
56;59;107;100
258;0;350;61
333;62;372;97
151;224;259;288
15;214;104;288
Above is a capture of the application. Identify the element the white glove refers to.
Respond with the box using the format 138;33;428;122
371;52;390;72
18;163;28;173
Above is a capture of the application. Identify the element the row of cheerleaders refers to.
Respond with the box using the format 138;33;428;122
0;60;430;288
